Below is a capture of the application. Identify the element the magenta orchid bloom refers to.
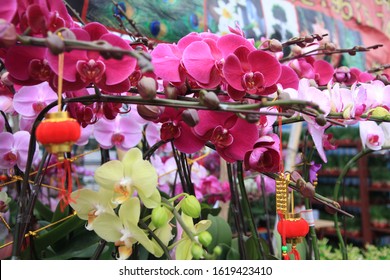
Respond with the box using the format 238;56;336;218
5;45;54;86
15;0;74;35
46;22;135;93
151;43;185;84
13;82;58;118
0;1;17;22
244;133;281;173
333;66;374;85
289;57;334;86
223;46;281;96
359;121;385;151
0;131;39;171
256;175;276;195
156;107;206;154
193;111;259;162
93;114;143;150
195;175;230;204
309;161;322;184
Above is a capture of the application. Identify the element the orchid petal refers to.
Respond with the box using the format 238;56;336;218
182;41;215;84
69;189;101;220
217;34;256;58
308;123;327;163
94;160;125;189
248;50;281;86
223;54;245;91
122;148;143;178
131;159;158;198
138;188;161;209
175;238;193;260
93;213;123;242
119;197;140;225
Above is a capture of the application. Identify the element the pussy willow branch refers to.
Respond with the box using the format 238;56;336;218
280;44;383;63
63;0;86;25
262;172;353;218
111;0;144;38
16;35;154;72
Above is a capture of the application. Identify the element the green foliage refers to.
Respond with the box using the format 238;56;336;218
318;238;390;260
206;214;232;257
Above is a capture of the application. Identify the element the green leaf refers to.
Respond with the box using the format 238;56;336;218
206;214;232;252
245;235;260;260
200;203;220;219
41;230;102;259
34;199;53;221
33;215;85;254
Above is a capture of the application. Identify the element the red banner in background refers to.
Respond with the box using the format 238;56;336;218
67;0;390;73
286;0;390;72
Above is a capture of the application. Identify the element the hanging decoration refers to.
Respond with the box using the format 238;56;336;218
275;110;309;260
35;33;81;211
276;173;309;260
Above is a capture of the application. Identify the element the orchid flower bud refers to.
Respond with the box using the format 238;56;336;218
181;109;199;127
181;195;201;218
138;76;157;100
151;206;170;228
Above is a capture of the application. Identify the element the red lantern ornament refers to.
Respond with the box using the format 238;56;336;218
36;111;81;160
275;172;309;260
36;111;81;212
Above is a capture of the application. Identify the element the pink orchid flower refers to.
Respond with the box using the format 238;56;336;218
359;121;385;151
193;111;259;163
15;0;74;35
0;1;17;22
223;46;281;96
5;45;54;86
289;57;334;86
156;107;206;154
151;43;185;84
93;114;143;150
298;79;331;162
0;113;5;131
0;131;39;171
256;175;276;195
244;133;281;173
13;82;58;118
0;92;13;114
333;66;374;85
329;83;367;123
361;80;390;110
195;175;230;204
46;22;135;93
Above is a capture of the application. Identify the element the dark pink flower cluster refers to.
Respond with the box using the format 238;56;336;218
151;32;295;100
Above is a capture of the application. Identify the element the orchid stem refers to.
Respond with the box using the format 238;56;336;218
237;161;265;259
138;220;172;260
227;163;247;259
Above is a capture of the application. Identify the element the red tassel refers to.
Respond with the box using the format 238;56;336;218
57;158;75;212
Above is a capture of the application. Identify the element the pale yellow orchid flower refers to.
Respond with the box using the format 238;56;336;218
93;197;156;259
69;188;115;230
94;148;160;208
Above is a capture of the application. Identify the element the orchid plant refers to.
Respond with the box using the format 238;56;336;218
0;0;390;261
